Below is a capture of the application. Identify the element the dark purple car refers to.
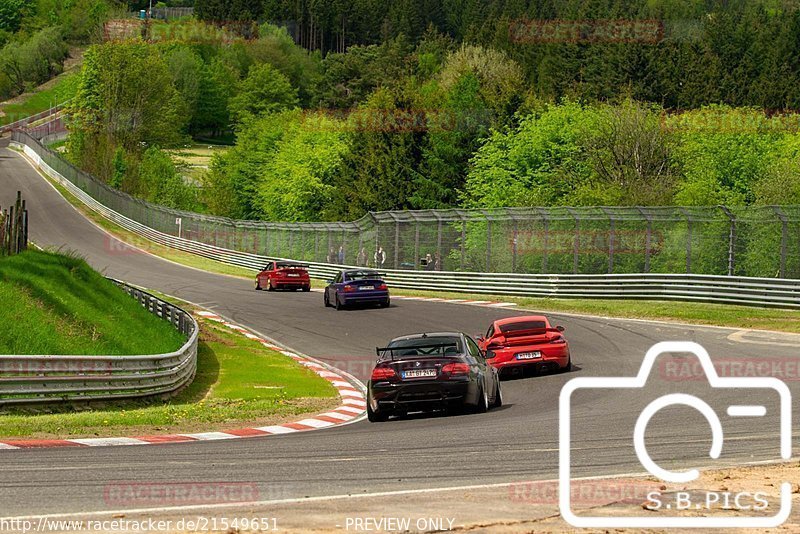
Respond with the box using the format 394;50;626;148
324;269;390;310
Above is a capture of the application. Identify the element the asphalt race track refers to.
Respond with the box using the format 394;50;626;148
1;145;798;518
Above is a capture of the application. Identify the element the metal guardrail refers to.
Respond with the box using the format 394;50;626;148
1;103;69;134
12;136;800;310
12;131;800;279
0;280;198;406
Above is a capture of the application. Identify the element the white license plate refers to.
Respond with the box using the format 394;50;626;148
516;352;542;360
360;285;374;290
287;273;300;277
403;369;437;379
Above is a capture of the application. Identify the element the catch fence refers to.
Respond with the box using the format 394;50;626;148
12;130;800;279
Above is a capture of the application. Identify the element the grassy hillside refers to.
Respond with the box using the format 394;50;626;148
0;250;185;355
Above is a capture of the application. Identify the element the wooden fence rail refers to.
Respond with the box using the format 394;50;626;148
0;191;28;256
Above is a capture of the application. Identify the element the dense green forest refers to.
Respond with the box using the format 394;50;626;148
0;1;123;101
62;1;800;221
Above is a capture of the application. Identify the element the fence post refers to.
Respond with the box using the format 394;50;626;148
567;207;580;274
601;207;615;274
486;218;492;272
512;218;518;273
414;220;420;270
637;207;652;273
436;217;443;271
719;206;736;276
460;219;466;271
394;219;400;270
773;206;788;278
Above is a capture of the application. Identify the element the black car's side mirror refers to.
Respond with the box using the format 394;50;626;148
556;325;565;332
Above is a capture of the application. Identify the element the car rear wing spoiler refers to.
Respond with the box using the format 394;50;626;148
278;263;310;269
501;327;562;338
376;342;459;359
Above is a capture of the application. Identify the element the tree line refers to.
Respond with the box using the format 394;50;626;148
63;2;800;221
0;1;122;100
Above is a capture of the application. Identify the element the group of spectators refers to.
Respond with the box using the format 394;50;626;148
324;246;441;270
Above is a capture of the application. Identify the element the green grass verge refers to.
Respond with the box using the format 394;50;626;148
0;250;185;355
25;151;800;335
0;73;79;126
386;287;800;333
0;314;339;438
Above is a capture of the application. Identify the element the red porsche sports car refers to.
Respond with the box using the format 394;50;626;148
477;315;571;377
255;261;311;291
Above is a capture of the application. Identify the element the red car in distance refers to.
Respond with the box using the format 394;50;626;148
255;261;311;292
477;315;571;377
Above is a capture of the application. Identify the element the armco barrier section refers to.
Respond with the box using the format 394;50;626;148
0;280;198;406
12;136;800;309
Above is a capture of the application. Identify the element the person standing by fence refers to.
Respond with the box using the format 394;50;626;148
374;246;386;269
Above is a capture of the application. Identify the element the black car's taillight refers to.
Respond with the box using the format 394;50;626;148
440;362;470;377
371;366;397;381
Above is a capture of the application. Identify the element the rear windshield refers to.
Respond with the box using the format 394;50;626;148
499;320;546;334
382;336;462;358
345;271;380;281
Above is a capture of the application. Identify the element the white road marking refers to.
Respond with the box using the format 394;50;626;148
4;458;794;522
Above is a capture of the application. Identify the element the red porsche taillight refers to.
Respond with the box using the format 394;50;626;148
343;285;356;292
371;366;396;381
441;362;470;376
550;336;566;344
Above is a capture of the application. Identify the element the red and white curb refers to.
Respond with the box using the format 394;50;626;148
0;312;365;450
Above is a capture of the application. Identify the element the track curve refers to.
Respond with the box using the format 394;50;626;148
1;145;798;517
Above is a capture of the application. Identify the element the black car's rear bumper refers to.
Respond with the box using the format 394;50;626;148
369;379;473;413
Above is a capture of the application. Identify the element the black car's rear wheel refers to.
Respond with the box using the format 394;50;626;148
378;299;390;308
335;294;344;310
324;292;330;307
474;385;489;413
491;381;503;408
367;393;388;422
